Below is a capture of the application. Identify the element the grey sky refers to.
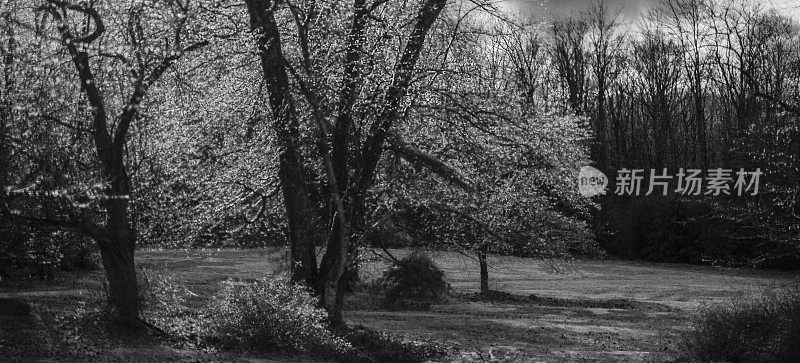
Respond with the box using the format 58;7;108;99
500;0;800;22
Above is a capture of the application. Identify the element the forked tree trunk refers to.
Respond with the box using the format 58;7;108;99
34;2;142;322
318;0;446;327
246;0;446;328
34;1;209;324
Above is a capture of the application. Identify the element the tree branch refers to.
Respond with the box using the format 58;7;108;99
386;133;475;192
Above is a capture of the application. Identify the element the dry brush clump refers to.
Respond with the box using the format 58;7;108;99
681;284;800;362
377;252;450;310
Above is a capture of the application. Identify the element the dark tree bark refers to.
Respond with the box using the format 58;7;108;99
0;8;12;209
244;0;319;288
328;0;369;294
478;248;489;294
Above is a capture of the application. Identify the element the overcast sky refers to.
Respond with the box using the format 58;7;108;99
500;0;800;22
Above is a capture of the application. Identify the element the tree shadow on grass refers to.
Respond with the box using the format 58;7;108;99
464;290;674;311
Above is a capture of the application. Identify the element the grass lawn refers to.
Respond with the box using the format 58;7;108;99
1;248;796;362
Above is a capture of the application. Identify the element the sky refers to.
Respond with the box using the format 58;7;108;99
500;0;800;22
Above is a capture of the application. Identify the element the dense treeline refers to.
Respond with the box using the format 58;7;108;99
568;0;799;268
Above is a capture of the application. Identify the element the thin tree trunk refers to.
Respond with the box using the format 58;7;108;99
478;248;489;294
595;76;607;170
330;0;368;293
319;217;350;327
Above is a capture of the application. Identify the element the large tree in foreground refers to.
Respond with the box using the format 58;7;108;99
243;0;463;326
2;0;206;323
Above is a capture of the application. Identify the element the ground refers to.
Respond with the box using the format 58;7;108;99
0;248;796;362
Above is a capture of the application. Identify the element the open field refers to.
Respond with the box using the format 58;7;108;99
1;248;797;362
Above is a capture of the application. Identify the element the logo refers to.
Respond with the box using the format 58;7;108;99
578;166;608;197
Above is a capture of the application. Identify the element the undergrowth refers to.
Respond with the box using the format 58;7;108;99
85;269;449;361
680;284;800;362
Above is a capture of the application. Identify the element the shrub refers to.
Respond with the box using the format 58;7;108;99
378;252;449;310
88;267;189;321
0;226;100;279
206;278;351;356
137;267;190;315
681;285;800;362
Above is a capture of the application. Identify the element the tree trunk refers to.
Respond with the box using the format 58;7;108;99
281;152;319;288
478;248;489;294
245;0;319;288
329;0;368;293
693;68;708;168
95;219;139;323
595;74;607;170
33;2;145;323
0;9;14;211
319;214;351;328
316;0;447;325
97;144;140;322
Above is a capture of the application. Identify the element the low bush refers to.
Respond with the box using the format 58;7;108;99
136;267;190;316
680;285;800;362
378;252;449;310
205;278;351;356
87;267;189;323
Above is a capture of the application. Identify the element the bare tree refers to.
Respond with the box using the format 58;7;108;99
552;17;588;115
663;0;712;167
586;0;623;170
630;28;682;170
500;25;545;112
